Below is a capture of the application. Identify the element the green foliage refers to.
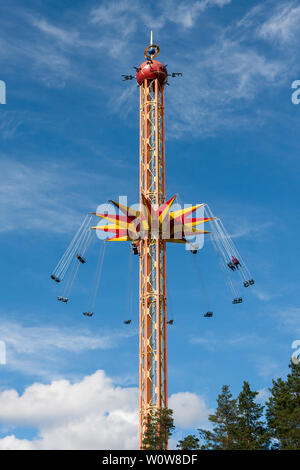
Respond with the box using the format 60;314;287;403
234;381;270;449
198;383;270;449
141;407;175;450
177;360;300;450
266;361;300;449
176;434;200;450
198;385;239;449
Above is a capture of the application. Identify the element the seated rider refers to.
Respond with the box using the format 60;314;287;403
227;261;236;271
232;256;240;269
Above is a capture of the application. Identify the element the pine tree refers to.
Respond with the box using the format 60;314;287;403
266;361;300;449
177;434;200;450
141;407;175;450
234;381;270;449
198;385;239;449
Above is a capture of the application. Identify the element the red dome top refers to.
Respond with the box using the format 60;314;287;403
136;60;168;86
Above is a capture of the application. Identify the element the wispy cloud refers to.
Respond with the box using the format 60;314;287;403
226;221;274;241
163;1;300;137
0;111;24;140
253;290;280;302
271;306;300;336
160;0;232;29
90;0;232;32
167;28;287;137
0;19;73;88
1;0;294;137
258;2;300;45
32;18;79;45
190;332;265;351
256;356;279;378
0;157;116;234
90;1;138;37
0;319;134;379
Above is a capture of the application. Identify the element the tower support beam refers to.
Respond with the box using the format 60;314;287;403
139;78;167;448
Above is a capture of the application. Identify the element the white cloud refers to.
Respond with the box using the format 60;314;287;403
0;158;103;233
0;111;24;140
235;4;265;32
0;321;114;354
31;50;72;88
90;0;232;32
167;35;285;137
90;0;137;37
228;221;273;240
2;1;291;136
0;25;73;88
32;19;79;45
165;0;231;29
0;370;212;449
272;306;300;336
0;320;134;378
258;3;300;45
0;370;139;450
256;388;270;403
164;0;300;138
254;290;279;302
169;391;212;428
0;435;34;450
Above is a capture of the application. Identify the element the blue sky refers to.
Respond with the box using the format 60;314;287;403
0;0;300;449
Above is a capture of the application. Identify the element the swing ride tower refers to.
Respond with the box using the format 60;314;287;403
85;35;213;447
137;39;168;449
51;33;256;452
97;35;213;448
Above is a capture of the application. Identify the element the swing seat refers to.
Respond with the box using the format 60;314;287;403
131;243;139;255
232;298;243;304
243;281;249;287
167;320;174;325
76;254;86;264
189;243;199;254
83;311;93;317
124;320;131;324
57;296;68;303
204;312;213;317
249;279;255;285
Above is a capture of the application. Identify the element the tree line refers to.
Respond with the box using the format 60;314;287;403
142;360;300;450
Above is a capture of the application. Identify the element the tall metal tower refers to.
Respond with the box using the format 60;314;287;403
137;36;168;449
93;35;212;448
52;33;254;451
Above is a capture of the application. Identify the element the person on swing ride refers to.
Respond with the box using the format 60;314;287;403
232;256;240;269
227;261;236;271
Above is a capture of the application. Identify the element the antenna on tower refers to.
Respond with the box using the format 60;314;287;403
144;32;160;60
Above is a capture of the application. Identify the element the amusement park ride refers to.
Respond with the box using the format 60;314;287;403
50;34;255;449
